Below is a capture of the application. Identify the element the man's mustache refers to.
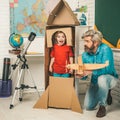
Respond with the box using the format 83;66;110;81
84;45;95;53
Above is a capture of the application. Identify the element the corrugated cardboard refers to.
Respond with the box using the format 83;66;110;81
47;0;79;26
33;76;83;113
45;26;75;88
46;27;73;47
33;0;83;114
48;77;73;108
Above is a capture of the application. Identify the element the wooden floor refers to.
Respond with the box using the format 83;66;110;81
0;92;120;120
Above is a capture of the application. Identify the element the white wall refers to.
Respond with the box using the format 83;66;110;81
0;0;11;77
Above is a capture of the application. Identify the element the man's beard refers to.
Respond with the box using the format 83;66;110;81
84;43;95;53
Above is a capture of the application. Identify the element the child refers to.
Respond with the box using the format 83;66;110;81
49;31;74;77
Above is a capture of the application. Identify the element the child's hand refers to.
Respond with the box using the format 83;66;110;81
69;69;73;74
49;66;53;72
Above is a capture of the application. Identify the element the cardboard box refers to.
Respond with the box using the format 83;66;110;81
48;77;74;108
45;26;75;88
47;0;79;26
33;76;82;113
46;27;73;48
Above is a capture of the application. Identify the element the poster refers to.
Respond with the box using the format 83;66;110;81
74;5;88;26
9;0;49;37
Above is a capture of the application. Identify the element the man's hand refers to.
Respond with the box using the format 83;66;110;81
75;70;92;78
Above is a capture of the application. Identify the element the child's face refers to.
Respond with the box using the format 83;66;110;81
56;33;66;46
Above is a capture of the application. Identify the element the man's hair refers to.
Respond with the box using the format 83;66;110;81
82;29;103;44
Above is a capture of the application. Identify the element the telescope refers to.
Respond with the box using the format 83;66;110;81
9;32;40;109
9;32;36;78
22;32;36;55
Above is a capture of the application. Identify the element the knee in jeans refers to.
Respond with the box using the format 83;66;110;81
98;75;107;87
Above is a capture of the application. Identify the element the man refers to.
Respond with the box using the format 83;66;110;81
78;29;118;117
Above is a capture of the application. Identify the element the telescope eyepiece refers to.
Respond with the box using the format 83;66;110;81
28;32;36;41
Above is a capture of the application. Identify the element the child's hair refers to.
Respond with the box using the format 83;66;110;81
52;31;67;45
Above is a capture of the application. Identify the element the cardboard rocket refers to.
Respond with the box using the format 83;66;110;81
33;0;82;114
33;76;83;113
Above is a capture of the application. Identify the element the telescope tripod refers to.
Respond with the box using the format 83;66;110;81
9;55;39;109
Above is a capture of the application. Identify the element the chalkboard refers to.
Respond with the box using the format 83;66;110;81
95;0;120;47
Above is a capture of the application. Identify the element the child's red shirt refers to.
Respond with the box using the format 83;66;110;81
50;44;74;74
